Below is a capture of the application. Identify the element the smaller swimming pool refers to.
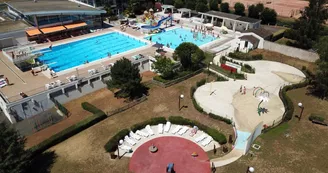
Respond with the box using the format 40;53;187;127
235;130;251;150
145;28;217;49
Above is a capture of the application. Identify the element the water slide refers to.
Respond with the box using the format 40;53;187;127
141;16;172;30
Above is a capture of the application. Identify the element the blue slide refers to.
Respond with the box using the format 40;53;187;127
141;16;172;30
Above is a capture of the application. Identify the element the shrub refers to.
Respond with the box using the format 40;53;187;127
30;111;107;156
104;129;130;153
190;86;196;97
130;117;167;132
309;114;325;122
192;98;204;113
209;113;232;124
153;75;168;83
82;102;105;115
51;97;69;116
196;79;206;87
216;75;228;81
168;116;227;144
228;52;263;61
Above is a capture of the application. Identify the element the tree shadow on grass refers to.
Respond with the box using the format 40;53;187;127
27;151;57;173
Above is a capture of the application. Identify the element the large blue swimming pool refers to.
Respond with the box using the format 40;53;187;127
145;28;216;49
37;32;147;72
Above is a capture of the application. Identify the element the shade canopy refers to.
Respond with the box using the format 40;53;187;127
40;26;66;34
64;22;87;29
26;28;41;36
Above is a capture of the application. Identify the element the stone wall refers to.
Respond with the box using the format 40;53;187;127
262;41;319;62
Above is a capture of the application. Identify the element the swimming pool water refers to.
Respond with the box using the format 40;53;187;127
145;28;216;49
36;32;147;72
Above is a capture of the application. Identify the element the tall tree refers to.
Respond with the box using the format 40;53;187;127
220;2;230;13
234;2;245;15
261;7;277;24
152;56;176;79
173;43;205;70
209;0;219;11
315;36;328;62
0;122;31;173
186;0;196;10
174;0;184;8
248;3;264;19
107;58;144;98
195;0;209;12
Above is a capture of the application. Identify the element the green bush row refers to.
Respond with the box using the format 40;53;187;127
82;102;106;115
228;52;263;61
203;70;229;81
209;113;232;124
104;129;130;153
130;117;167;132
153;75;168;83
51;97;70;116
309;114;325;122
30;110;107;156
168;116;227;144
280;80;309;121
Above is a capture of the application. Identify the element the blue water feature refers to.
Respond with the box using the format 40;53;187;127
141;16;172;30
36;32;147;72
235;130;251;150
145;28;217;49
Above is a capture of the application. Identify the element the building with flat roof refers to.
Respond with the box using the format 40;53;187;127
198;11;261;32
6;0;106;28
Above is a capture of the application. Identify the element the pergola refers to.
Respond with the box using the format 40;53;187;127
177;8;191;18
161;4;174;13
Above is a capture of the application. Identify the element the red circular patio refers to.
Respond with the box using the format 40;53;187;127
129;136;211;173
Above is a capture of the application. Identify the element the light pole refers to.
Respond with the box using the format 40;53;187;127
207;61;213;82
298;102;304;121
178;94;184;111
246;166;255;173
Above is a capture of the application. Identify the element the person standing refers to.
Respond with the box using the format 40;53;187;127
240;85;242;93
5;77;9;85
243;86;246;95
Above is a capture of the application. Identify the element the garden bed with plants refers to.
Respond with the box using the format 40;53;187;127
220;56;255;74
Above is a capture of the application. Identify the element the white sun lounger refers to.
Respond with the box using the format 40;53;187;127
130;131;141;141
201;136;213;147
136;130;148;137
195;134;207;143
146;125;154;136
158;124;163;134
119;145;132;152
178;126;189;135
164;121;171;133
124;135;136;146
171;125;182;134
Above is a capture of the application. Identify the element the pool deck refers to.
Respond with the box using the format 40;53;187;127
0;25;173;102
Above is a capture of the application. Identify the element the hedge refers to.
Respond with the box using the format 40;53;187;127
82;102;105;115
104;129;130;153
309;114;325;122
228;52;263;61
130;117;167;132
51;97;69;116
209;113;232;124
30;110;107;156
168;116;227;144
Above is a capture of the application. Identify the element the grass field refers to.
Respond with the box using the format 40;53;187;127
216;87;328;173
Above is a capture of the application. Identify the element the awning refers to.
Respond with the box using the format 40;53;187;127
26;28;41;36
40;26;66;34
64;22;87;29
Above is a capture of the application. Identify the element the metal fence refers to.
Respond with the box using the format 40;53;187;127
107;94;147;116
151;69;204;88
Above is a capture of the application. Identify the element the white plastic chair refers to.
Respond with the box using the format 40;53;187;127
136;130;149;137
164;121;171;133
171;125;182;134
124;135;136;146
130;131;141;141
195;134;207;143
56;80;62;86
45;84;51;90
119;145;132;152
178;126;189;135
146;125;154;136
158;124;163;134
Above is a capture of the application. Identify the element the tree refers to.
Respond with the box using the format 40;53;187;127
248;3;264;19
315;36;328;62
164;0;174;5
173;43;205;70
107;58;144;98
220;2;230;13
195;0;209;12
234;2;245;16
152;56;176;79
0;122;31;173
260;7;277;24
186;0;196;10
174;0;184;8
209;0;219;11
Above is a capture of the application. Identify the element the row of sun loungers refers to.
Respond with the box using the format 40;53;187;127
45;80;63;90
119;122;214;152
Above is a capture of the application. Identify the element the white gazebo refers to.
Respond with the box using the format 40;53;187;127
177;8;191;18
161;4;174;13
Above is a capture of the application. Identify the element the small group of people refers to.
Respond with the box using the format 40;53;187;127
240;85;246;95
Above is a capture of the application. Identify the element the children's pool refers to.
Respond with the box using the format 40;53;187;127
145;28;217;49
36;32;147;72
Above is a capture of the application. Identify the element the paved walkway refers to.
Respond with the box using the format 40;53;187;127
194;58;306;166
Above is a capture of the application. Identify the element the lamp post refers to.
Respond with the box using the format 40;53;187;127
246;166;255;173
207;61;213;82
298;102;304;121
178;94;184;111
117;139;123;159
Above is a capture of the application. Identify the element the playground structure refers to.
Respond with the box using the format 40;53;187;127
138;9;173;34
253;87;270;116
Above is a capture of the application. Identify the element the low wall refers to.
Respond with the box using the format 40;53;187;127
0;37;16;50
262;41;319;62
